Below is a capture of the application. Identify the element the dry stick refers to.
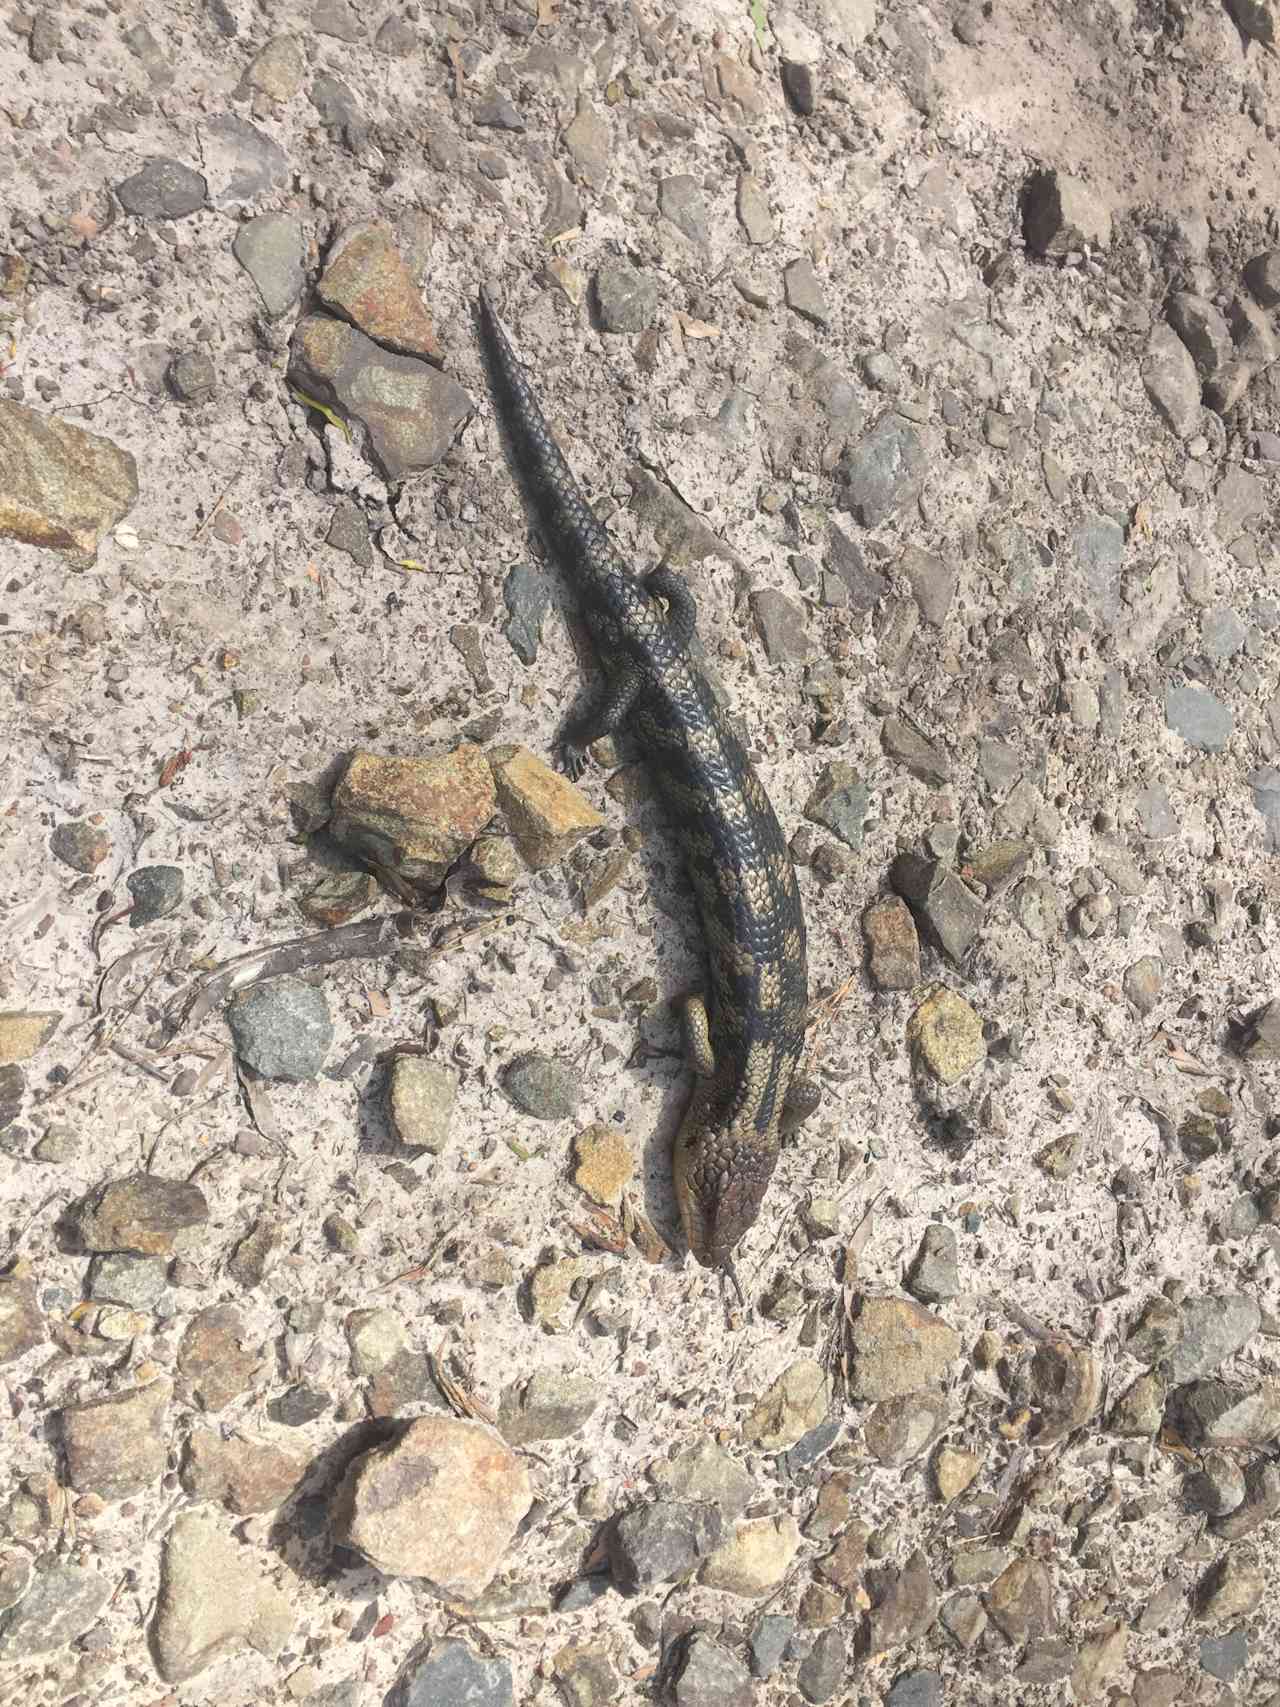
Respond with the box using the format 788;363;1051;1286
159;907;521;1040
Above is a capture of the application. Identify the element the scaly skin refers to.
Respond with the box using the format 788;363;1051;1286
477;287;816;1272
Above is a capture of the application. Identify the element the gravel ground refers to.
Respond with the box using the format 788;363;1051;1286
3;1;1280;1704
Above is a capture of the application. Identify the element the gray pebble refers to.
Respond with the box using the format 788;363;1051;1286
886;1671;944;1707
749;1612;795;1677
502;562;552;665
86;1253;168;1309
227;977;333;1081
394;1638;513;1707
1200;1628;1248;1682
501;1054;579;1121
233;213;307;319
840;416;926;526
1164;683;1233;752
117;158;208;221
127;864;184;926
594;263;660;334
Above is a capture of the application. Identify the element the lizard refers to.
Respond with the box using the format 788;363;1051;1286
476;286;818;1284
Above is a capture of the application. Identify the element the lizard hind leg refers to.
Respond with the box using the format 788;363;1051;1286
644;561;698;651
779;1075;821;1135
681;992;717;1077
555;660;644;779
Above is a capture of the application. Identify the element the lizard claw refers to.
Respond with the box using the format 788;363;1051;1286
557;741;588;782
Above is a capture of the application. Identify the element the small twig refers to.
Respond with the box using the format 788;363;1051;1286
160;908;520;1039
109;1041;170;1084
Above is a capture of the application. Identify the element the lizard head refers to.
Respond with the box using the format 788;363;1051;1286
672;1113;777;1273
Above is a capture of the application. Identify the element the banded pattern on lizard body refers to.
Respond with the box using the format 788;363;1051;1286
476;287;816;1273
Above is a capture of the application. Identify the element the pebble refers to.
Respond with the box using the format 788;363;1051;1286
594;262;660;333
246;34;305;100
985;1556;1055;1642
899;545;955;626
181;1427;307;1514
310;71;362;132
1245;248;1280;305
4;387;139;562
750;587;813;663
736;173;775;245
844;1296;961;1401
863;897;922;990
1167;1376;1275;1447
1123;956;1163;1015
489;744;604;869
672;1633;752;1707
743;1358;829;1450
1162;1293;1261;1383
168;350;216;401
127;863;184;924
1109;1370;1165;1438
498;1370;599;1444
73;1173;208;1256
59;1377;171;1498
151;1507;294;1682
797;1626;845;1703
329;745;496;885
228;977;332;1080
658;175;709;247
932;1443;981;1501
607;1500;724;1594
701;1513;800;1596
906;987;985;1084
866;1390;949;1467
651;1439;754;1518
1141;323;1201;439
1016;1637;1076;1684
390;1640;514;1707
1200;1627;1249;1682
0;1268;44;1364
387;1055;457;1154
781;58;817;115
313;0;363;39
1164;682;1233;752
891;854;984;962
804;762;870;849
866;1549;937;1655
268;1384;330;1426
177;1304;267;1410
289;315;473;481
337;1416;531;1593
1022;167;1112;253
1185;1449;1246;1517
906;1224;960;1302
1073;514;1125;622
552;1641;616;1707
783;256;829;325
841;416;927;525
571;1122;634;1204
0;1063;22;1130
749;1612;795;1677
886;1671;943;1707
1197;1550;1264;1623
0;1009;62;1062
0;1562;111;1658
116;157;208;219
501;1053;579;1120
233;213;307;319
939;1589;986;1647
316;223;439;362
502;561;552;664
881;718;951;786
1028;1335;1102;1441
